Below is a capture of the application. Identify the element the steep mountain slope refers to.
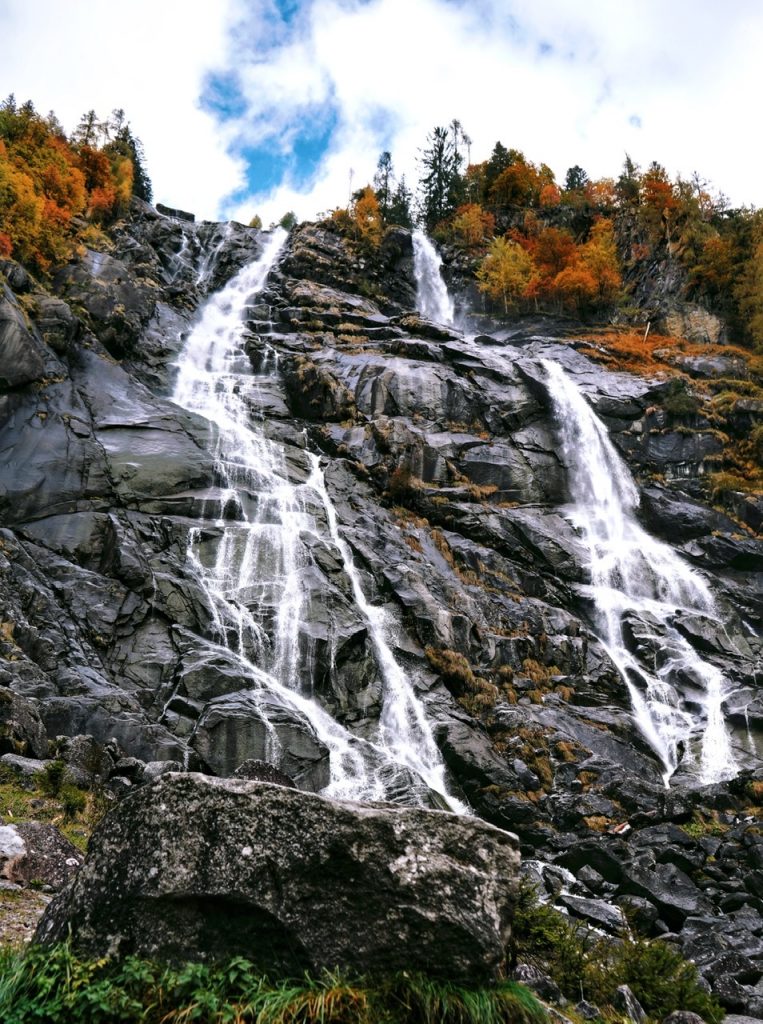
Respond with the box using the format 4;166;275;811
1;202;762;1010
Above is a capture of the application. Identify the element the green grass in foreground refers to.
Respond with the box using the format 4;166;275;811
0;942;548;1024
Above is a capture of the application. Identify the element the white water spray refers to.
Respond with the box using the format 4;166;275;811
543;359;737;784
412;231;454;325
171;229;461;808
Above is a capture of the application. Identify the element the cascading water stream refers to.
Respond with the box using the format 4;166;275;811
308;460;460;807
171;228;461;809
409;229;737;785
412;231;454;325
543;359;737;784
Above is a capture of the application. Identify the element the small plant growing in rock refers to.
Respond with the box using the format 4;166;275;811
662;377;700;417
425;646;475;693
60;785;86;820
679;811;728;839
36;760;68;797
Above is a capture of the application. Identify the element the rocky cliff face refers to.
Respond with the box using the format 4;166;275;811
1;203;762;1009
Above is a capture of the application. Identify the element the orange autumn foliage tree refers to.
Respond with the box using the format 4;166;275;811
477;219;622;316
539;183;561;207
551;220;622;313
523;227;577;303
640;162;680;243
489;159;540;207
352;185;383;245
552;265;599;310
0;96;141;273
584;178;617;210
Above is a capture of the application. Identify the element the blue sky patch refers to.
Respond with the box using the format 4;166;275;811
199;70;248;122
243;147;291;194
290;107;339;187
271;0;301;24
224;102;340;209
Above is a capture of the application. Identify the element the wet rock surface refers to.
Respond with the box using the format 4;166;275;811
36;774;520;980
0;210;761;998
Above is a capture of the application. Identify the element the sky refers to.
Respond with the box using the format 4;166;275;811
1;0;762;225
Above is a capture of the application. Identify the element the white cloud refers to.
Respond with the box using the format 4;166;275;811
1;0;762;225
224;0;763;223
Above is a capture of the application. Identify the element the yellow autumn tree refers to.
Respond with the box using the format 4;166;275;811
578;218;622;304
476;236;534;312
451;203;495;248
0;146;45;265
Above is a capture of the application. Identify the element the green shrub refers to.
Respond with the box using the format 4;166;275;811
587;937;724;1022
662;378;700;417
35;760;68;797
510;882;723;1022
511;882;591;995
60;784;86;820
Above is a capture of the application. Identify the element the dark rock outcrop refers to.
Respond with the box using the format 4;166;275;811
36;773;520;981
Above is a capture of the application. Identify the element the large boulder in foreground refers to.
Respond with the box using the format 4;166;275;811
35;773;520;981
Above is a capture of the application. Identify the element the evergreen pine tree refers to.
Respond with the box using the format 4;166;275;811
373;151;394;224
418;124;465;231
388;176;413;228
72;109;103;147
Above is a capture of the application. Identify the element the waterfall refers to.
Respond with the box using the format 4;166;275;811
412;230;454;325
543;359;737;785
402;236;735;785
171;229;461;809
309;460;460;808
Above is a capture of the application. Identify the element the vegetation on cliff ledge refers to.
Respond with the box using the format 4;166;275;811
0;96;151;274
323;121;763;348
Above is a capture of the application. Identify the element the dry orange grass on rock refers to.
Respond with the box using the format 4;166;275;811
575;328;761;379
